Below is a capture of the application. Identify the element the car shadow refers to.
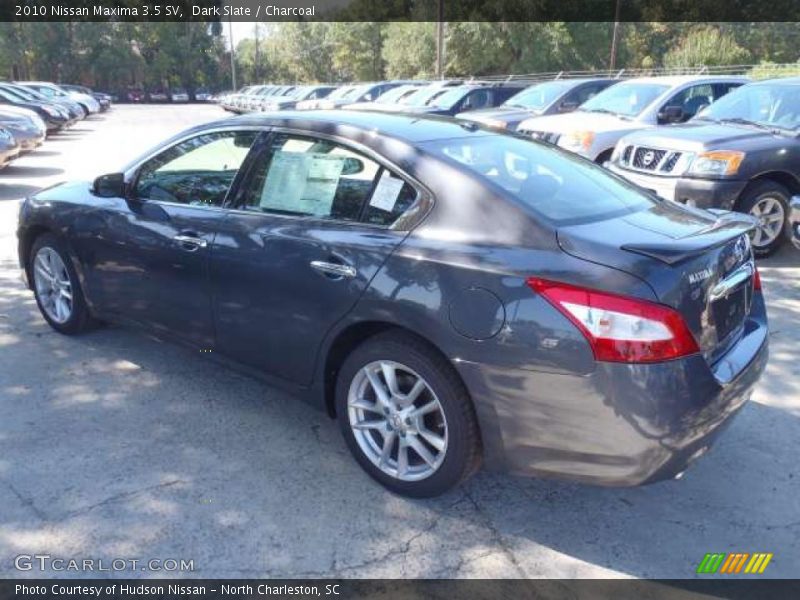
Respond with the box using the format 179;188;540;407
0;183;41;201
0;165;64;178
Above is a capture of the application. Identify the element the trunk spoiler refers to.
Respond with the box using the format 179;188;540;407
620;211;757;265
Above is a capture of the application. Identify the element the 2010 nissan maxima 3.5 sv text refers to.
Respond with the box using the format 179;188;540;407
17;111;768;497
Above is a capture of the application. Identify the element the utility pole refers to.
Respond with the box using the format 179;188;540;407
254;23;260;83
228;16;237;90
435;0;445;79
609;0;621;70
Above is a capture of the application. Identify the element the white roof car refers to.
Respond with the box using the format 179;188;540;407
516;75;749;162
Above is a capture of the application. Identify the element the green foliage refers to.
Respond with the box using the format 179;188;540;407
747;61;800;80
663;26;751;68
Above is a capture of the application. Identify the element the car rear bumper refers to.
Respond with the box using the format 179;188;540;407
608;164;748;210
454;306;768;486
790;197;800;250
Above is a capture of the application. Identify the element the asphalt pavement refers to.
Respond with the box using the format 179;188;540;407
0;105;797;579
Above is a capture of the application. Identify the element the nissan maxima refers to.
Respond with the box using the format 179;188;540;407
17;111;768;497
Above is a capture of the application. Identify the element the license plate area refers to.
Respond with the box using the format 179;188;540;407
712;285;748;344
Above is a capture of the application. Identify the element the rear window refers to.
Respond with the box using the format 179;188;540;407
423;135;656;225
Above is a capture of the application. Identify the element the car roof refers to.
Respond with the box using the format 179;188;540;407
750;76;800;86
224;109;488;144
618;75;749;86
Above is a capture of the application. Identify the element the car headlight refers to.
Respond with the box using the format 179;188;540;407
688;151;745;176
560;130;595;152
41;106;58;116
483;118;508;130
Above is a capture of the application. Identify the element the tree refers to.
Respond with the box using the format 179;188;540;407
664;26;751;68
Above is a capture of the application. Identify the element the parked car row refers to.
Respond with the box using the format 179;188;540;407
120;87;214;103
219;74;800;255
0;81;110;169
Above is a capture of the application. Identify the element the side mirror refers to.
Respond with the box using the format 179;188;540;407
341;157;365;176
658;105;685;124
92;172;126;198
558;100;579;113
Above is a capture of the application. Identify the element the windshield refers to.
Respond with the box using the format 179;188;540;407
347;84;376;102
374;85;417;104
423;134;655;226
695;82;800;130
403;87;447;107
431;87;472;109
32;85;66;98
580;82;669;118
1;86;31;101
325;86;357;101
504;81;572;111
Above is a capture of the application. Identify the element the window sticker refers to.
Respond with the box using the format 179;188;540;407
260;151;345;216
369;170;405;212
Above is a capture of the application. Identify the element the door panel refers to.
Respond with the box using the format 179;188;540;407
73;129;260;345
210;131;417;385
76;201;221;346
211;216;405;383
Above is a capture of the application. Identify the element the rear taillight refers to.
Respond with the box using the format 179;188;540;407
753;266;762;292
527;278;700;363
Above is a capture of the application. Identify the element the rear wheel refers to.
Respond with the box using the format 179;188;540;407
738;181;789;258
335;331;481;498
30;233;96;335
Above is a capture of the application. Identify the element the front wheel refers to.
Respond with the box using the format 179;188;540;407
335;331;481;498
738;181;789;258
30;233;96;335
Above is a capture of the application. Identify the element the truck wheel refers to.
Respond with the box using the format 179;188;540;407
738;181;789;258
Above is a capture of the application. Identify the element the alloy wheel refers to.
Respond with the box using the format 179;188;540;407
347;360;448;482
749;196;785;248
33;247;73;324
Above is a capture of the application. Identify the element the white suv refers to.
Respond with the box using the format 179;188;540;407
517;75;748;163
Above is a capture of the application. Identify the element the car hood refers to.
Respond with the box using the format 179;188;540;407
519;110;642;135
618;121;796;153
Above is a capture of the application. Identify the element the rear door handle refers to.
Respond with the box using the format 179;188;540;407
310;260;357;279
173;234;208;250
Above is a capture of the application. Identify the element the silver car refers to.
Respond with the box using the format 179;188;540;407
517;76;748;163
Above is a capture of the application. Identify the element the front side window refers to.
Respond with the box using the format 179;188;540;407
135;130;257;206
425;134;655;226
240;134;417;226
664;84;716;120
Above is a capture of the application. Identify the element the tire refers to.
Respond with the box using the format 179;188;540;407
29;233;96;335
335;331;481;498
737;181;790;258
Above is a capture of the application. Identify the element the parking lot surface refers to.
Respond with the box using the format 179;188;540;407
0;105;798;579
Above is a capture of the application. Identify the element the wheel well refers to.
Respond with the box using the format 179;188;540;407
737;172;800;207
594;149;613;164
323;321;452;418
20;225;52;282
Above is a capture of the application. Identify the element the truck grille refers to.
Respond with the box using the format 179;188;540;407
617;144;684;174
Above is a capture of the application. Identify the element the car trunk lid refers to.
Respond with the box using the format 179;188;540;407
557;202;758;364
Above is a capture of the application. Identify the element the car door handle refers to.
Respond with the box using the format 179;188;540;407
173;234;208;250
310;260;357;279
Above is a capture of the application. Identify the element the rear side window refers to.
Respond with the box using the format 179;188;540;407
240;133;417;226
424;135;655;226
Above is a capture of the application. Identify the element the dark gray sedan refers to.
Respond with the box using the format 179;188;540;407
17;111;768;497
